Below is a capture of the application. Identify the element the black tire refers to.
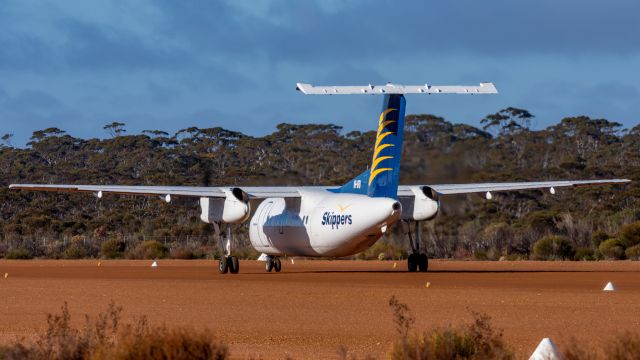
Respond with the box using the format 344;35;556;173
418;253;428;272
218;257;228;274
229;256;239;274
274;258;282;272
407;253;418;272
266;258;274;272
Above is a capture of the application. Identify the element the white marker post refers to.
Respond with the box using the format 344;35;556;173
603;282;616;291
529;338;562;360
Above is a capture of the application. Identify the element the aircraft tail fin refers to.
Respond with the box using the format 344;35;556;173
367;94;405;198
336;169;370;195
334;95;405;199
298;81;497;199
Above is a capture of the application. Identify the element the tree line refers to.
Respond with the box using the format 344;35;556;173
0;108;638;260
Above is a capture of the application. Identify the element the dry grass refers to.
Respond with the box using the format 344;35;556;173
3;298;640;359
564;331;640;360
387;296;514;360
0;302;228;360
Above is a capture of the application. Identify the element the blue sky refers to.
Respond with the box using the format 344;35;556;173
1;0;639;146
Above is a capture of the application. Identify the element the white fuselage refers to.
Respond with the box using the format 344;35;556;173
248;190;401;257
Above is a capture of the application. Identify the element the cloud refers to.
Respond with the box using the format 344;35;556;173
149;0;640;66
3;90;61;111
0;32;55;73
0;0;639;146
54;18;189;72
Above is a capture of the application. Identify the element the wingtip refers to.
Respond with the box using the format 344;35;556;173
296;82;311;94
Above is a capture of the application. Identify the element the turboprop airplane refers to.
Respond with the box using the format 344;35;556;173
9;82;631;274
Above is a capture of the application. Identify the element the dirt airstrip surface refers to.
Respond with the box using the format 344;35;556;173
1;260;640;359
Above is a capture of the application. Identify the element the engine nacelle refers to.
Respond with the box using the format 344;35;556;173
399;186;440;221
200;188;250;224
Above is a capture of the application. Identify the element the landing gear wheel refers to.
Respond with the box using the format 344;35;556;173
218;257;229;274
228;256;239;274
418;253;428;272
274;258;282;272
266;258;274;272
408;253;418;272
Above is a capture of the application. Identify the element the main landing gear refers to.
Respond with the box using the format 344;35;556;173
265;255;282;273
216;223;239;274
403;220;428;272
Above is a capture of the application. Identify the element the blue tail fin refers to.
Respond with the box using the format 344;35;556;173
335;94;406;198
367;94;405;198
336;168;370;195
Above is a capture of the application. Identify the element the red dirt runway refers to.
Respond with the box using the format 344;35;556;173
1;260;640;359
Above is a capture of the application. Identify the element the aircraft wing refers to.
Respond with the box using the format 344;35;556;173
8;184;305;199
9;178;631;200
397;179;631;197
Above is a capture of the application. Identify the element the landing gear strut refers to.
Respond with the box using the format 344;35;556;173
265;256;282;273
216;223;239;274
404;220;428;272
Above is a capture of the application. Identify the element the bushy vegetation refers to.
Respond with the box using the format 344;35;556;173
620;222;640;248
564;332;640;360
532;235;575;260
1;111;638;260
100;239;125;259
0;302;228;360
624;244;640;260
62;235;88;259
4;248;33;260
574;247;595;261
129;240;169;259
387;296;514;360
598;238;626;260
4;298;640;359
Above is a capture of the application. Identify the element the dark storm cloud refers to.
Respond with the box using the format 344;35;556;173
4;90;61;111
0;32;55;72
0;0;638;146
56;18;189;72
149;0;640;66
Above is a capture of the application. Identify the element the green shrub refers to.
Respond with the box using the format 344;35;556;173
130;240;169;259
620;221;640;248
532;235;575;260
5;248;33;259
592;230;609;248
625;244;640;260
574;247;595;261
526;211;558;233
101;239;125;259
169;247;196;260
487;247;502;261
62;245;87;259
506;253;528;261
598;238;625;260
473;250;488;261
62;236;89;259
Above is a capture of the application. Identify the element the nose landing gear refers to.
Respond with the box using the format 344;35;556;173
265;256;282;272
404;220;428;272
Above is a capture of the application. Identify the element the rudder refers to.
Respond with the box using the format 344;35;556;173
367;94;405;199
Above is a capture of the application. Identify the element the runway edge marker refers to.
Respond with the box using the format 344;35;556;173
603;282;616;291
529;338;562;360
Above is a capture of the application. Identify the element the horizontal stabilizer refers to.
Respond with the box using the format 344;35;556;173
296;82;497;95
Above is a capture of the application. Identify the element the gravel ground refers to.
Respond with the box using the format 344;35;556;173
1;259;639;359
